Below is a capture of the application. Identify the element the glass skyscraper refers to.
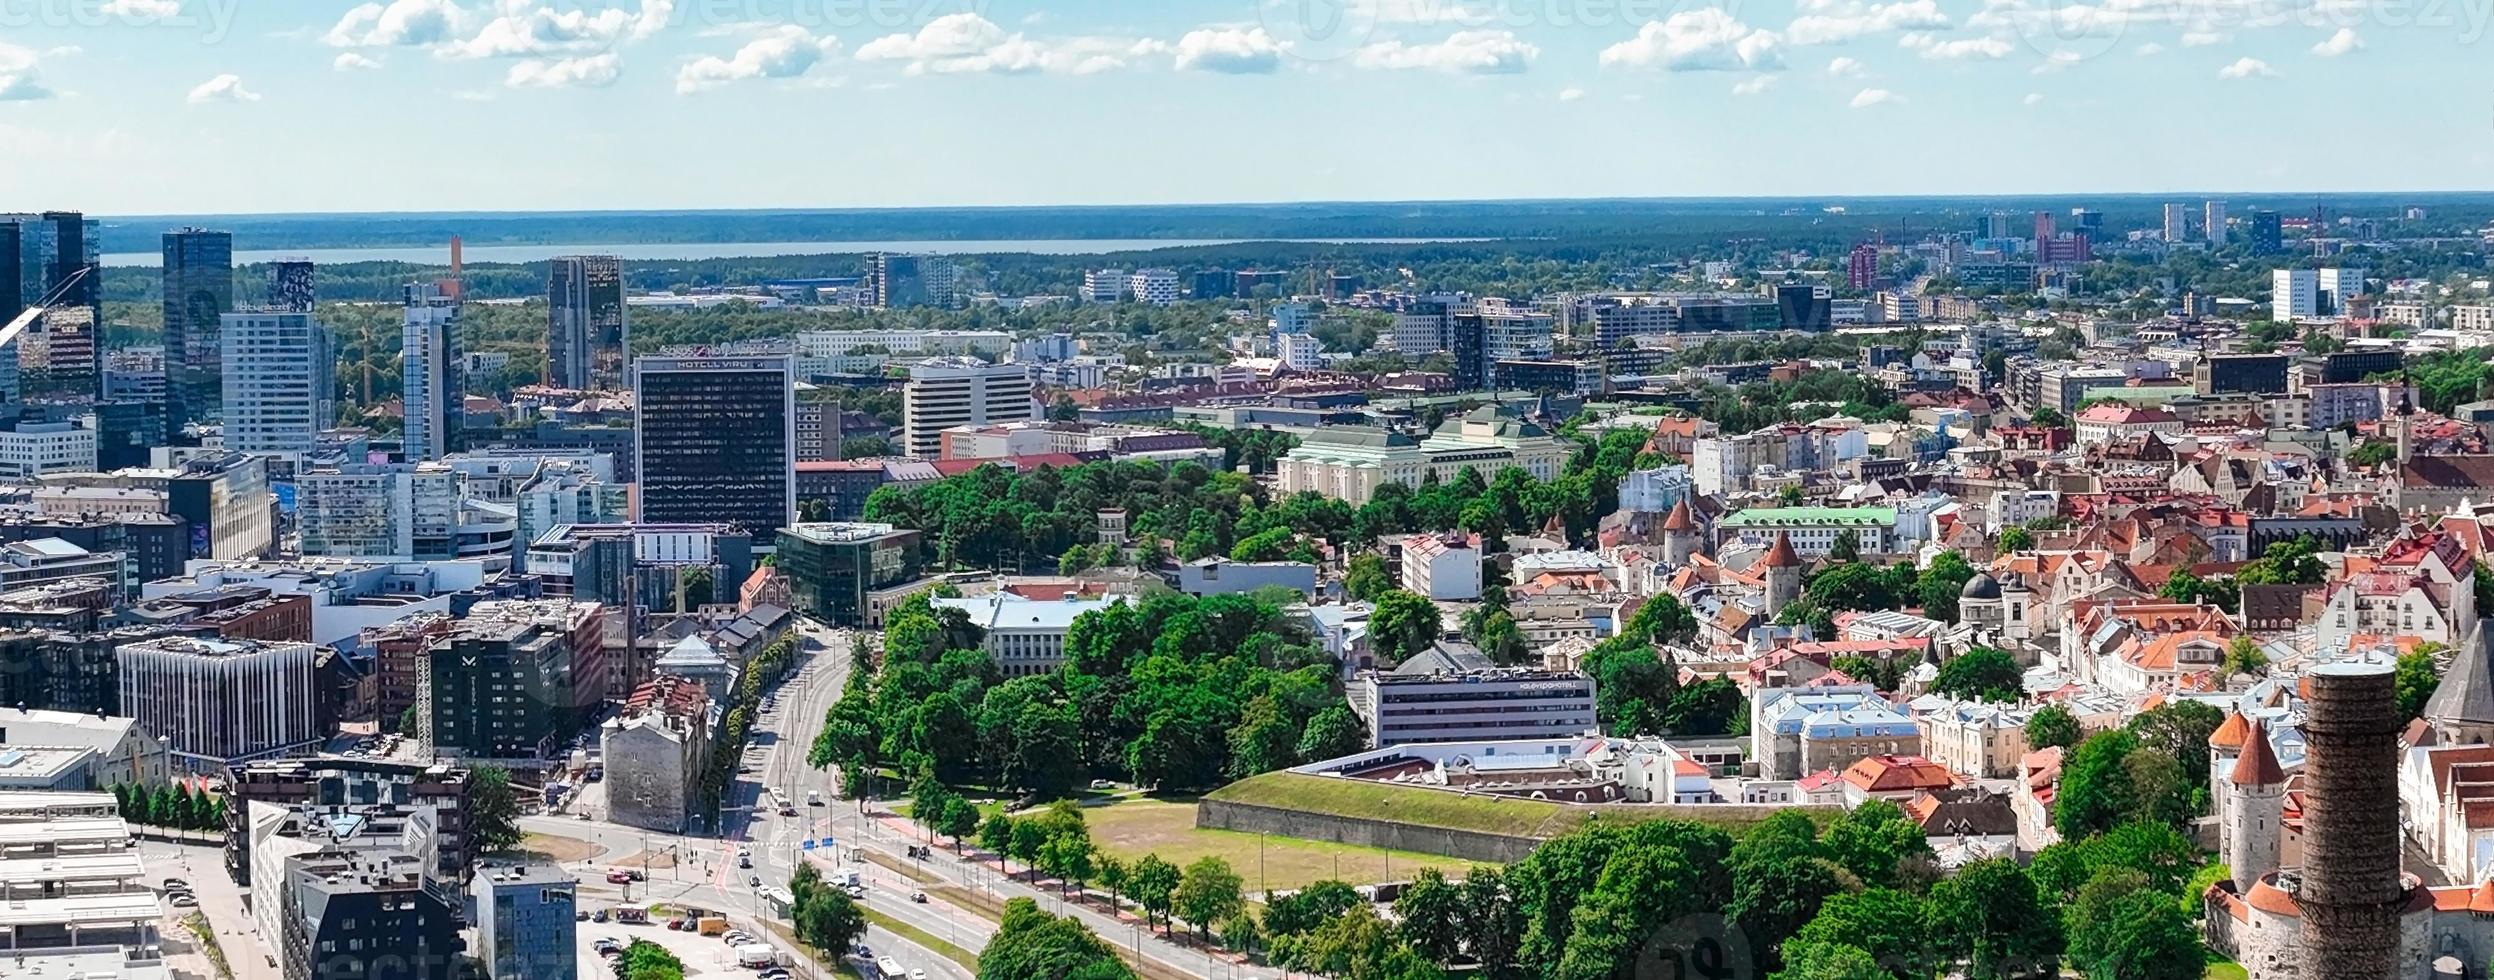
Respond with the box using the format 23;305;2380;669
162;228;235;427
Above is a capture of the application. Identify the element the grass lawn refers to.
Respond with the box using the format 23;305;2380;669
2204;961;2248;979
1205;772;1820;840
1086;795;1476;894
860;908;981;972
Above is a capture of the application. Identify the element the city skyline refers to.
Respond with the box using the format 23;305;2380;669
0;0;2484;213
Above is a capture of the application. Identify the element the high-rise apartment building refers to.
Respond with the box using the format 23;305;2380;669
2270;269;2365;320
219;311;335;456
1127;269;1180;305
161;229;234;428
634;353;795;541
2250;211;2283;254
1847;244;1878;290
2204;200;2229;246
2163;203;2191;243
116;635;320;770
2318;267;2368;315
547;255;626;390
903;358;1035;459
421;598;604;759
869;252;956;309
268;259;316;313
401;282;463;462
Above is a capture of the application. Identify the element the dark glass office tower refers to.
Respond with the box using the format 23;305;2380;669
268;259;316;313
547;255;625;390
162;229;235;427
633;353;794;542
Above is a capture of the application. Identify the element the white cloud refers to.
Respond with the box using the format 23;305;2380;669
333;52;384;71
507;52;621;87
2216;55;2275;78
99;0;182;19
2033;50;2081;72
441;0;673;59
0;42;54;101
859;13;1144;75
1732;75;1777;94
1599;10;1785;72
1171;26;1285;73
1826;55;1862;76
1353;29;1536;73
676;26;842;93
1849;86;1901;107
2180;30;2229;46
2023;91;2045;104
1557;86;1585;101
2135;42;2166;55
2311;27;2361;56
1784;0;1949;45
451;88;497;101
186;73;260;103
324;0;465;47
1898;32;2013;59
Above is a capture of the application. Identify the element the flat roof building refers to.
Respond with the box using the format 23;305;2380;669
1356;663;1598;748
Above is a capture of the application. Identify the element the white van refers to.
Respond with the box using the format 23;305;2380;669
737;946;779;969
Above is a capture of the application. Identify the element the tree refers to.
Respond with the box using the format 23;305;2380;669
978;897;1137;980
1345;554;1392;602
1933;647;2024;703
1787;887;1932;979
2223;635;2269;676
2030;406;2069;428
1230;527;1295;563
1297;705;1368;763
676;567;714;611
1395;869;1465;963
1266;879;1364;938
1772;942;1891;980
2399;647;2446;719
1175;857;1246;939
1368;590;1442;663
1827;529;1861;562
978;813;1014;867
618;940;687;980
1822;800;1935;890
1928;858;2063;980
1997;526;2034;553
1219;913;1264;959
2055;729;2141;839
790;865;868;958
470;765;525;851
1129;854;1181;934
938;796;982;851
1459;868;1523;980
2068;872;2202;980
2236;535;2326;586
1919;552;1978;624
2027;704;2084;750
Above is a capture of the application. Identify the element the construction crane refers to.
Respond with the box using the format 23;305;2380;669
0;263;96;352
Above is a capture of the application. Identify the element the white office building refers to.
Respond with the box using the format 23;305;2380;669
400;283;462;462
1277;333;1325;372
0;421;97;481
2273;269;2319;321
298;463;516;569
219;311;334;456
116;636;320;771
1127;269;1179;306
1479;302;1556;362
1359;665;1598;747
2204;200;2228;246
1401;533;1482;601
903;358;1036;459
1082;269;1128;303
2318;267;2367;314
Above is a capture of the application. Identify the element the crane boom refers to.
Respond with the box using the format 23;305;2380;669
0;263;97;351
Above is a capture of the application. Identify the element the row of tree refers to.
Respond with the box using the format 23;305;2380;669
696;632;802;824
786;865;868;965
111;783;226;832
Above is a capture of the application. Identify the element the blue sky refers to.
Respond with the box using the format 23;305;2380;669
0;0;2485;213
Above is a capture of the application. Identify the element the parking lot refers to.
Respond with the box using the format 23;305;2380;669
579;917;779;979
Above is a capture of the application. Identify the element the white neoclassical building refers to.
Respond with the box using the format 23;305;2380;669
1276;406;1571;505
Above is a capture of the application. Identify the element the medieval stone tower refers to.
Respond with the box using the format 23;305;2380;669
1761;531;1804;619
1661;498;1700;567
2225;716;2288;888
2297;659;2406;980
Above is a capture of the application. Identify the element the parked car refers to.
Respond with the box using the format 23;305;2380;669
169;896;198;908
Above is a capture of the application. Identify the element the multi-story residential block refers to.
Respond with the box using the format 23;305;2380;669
1752;685;1922;781
903;358;1035;459
273;845;462;980
634;354;794;542
400;282;463;462
1127;269;1179;305
218;311;334;456
602;675;715;833
224;756;476;886
1715;507;1898;556
1081;268;1128;303
1401;532;1482;601
547;255;627;390
421;599;604;760
115;635;320;771
296;464;517;570
1912;700;2035;779
869;252;957;309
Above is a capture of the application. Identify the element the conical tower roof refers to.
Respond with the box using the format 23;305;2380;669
2210;710;2252;750
1762;531;1802;569
2230;717;2286;788
2424;618;2494;729
1662;498;1696;532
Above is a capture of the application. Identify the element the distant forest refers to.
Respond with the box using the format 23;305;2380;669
94;191;2494;253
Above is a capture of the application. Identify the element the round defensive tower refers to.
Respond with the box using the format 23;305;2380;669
2296;658;2407;980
